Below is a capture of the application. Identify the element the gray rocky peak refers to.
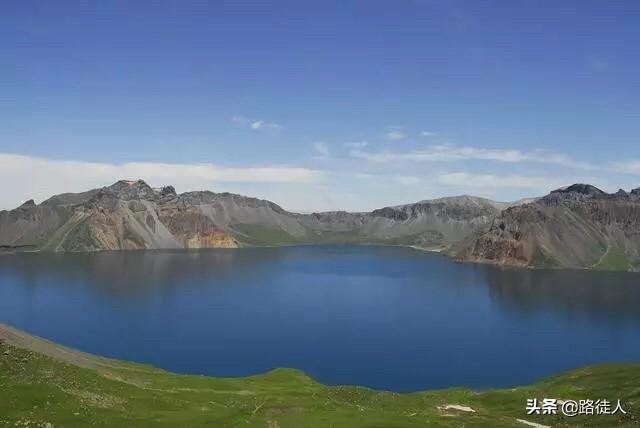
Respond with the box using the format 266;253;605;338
105;179;156;200
614;189;629;198
551;183;606;196
18;199;36;208
159;185;177;197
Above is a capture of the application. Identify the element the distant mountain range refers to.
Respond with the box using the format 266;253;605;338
2;180;640;271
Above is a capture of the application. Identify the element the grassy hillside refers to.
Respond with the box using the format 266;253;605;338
594;246;633;271
0;324;638;427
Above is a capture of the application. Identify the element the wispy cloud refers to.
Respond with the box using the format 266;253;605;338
612;160;640;174
232;115;282;132
344;141;369;149
313;142;330;158
421;131;437;137
436;172;584;190
354;173;375;179
350;144;593;169
0;153;322;210
395;175;421;185
385;130;407;141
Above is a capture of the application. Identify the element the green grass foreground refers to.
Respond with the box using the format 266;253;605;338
0;325;638;427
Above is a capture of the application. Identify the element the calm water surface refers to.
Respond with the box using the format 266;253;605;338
1;246;639;392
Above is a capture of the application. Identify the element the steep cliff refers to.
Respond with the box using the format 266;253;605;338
458;184;640;271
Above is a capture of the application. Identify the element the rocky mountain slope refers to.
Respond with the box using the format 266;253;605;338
0;180;238;251
0;179;505;252
300;195;505;247
5;179;640;272
457;184;640;272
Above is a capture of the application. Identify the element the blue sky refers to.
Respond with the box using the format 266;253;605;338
2;0;640;211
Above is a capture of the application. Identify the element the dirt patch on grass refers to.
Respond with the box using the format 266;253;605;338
62;388;127;409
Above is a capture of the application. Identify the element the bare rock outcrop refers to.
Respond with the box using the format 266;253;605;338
457;184;640;271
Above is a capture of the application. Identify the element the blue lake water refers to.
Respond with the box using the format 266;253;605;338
1;245;640;392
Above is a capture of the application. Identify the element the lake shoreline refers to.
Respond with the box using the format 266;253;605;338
3;242;635;274
1;323;638;427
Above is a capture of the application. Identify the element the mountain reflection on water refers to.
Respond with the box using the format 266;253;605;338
480;265;640;324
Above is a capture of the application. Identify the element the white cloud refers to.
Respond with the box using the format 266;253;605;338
421;131;437;137
350;144;593;169
232;115;282;132
395;176;421;185
354;173;375;179
1;151;627;213
344;141;368;148
612;160;640;174
232;115;251;126
0;153;322;210
313;142;330;158
385;130;407;141
436;172;575;190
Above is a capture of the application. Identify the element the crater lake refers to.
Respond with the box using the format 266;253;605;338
1;245;639;392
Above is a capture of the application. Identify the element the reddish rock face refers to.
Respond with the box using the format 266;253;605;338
186;231;237;249
157;206;238;248
1;180;239;252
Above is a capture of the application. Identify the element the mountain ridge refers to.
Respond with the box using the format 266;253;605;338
3;179;640;272
0;179;507;252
